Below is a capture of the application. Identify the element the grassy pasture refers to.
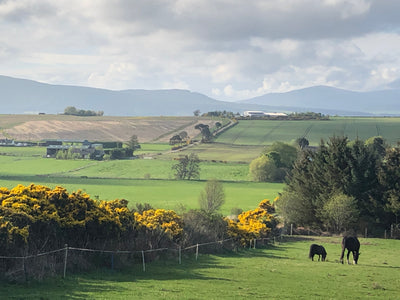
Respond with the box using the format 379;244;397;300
0;154;250;182
216;117;400;146
65;159;250;181
2;236;399;299
0;144;272;215
162;143;265;163
0;177;283;215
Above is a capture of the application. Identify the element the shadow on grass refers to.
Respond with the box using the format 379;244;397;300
0;238;312;299
0;245;291;299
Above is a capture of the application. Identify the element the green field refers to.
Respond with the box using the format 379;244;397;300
0;176;282;215
216;117;400;146
162;143;265;163
2;236;399;299
0;142;277;215
0;155;250;182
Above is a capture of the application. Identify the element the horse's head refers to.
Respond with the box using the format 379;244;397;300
321;252;327;261
353;251;360;264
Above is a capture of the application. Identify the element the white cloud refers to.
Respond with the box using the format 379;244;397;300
1;0;400;101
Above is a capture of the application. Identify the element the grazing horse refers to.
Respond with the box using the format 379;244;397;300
340;236;360;264
309;244;327;261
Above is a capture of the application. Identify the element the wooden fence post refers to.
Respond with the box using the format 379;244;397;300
22;257;27;282
63;244;68;279
142;250;146;272
195;244;199;261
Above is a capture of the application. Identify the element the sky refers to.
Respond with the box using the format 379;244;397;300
1;0;400;101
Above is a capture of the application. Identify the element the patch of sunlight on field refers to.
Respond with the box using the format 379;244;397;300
216;118;400;146
2;237;400;299
0;178;284;216
162;143;265;163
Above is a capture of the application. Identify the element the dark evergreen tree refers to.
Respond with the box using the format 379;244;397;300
278;136;387;231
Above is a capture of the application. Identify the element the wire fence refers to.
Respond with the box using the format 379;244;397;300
5;225;397;283
0;237;277;282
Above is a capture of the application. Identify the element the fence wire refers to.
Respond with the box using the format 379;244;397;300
1;237;264;282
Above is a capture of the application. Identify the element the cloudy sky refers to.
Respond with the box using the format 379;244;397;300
1;0;400;101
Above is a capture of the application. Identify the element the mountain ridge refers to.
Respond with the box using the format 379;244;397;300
0;75;399;116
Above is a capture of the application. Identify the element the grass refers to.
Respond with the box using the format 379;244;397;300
0;155;251;182
162;143;265;163
0;177;283;215
0;143;279;215
135;143;172;155
1;236;399;299
216;117;400;146
60;159;250;181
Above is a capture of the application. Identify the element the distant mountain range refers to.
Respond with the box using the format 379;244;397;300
240;86;400;116
1;75;399;116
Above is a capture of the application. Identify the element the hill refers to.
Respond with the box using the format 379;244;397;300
0;75;276;116
240;85;400;115
2;75;400;116
0;115;216;142
214;118;400;146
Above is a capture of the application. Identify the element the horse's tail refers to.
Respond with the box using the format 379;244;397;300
308;245;313;258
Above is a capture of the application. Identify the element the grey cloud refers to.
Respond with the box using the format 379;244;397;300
1;0;399;100
0;1;55;22
92;1;400;42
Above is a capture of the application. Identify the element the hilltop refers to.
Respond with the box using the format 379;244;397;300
2;75;400;116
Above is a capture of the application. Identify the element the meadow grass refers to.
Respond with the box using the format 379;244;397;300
1;236;399;299
135;143;172;155
0;155;250;182
0;155;92;176
0;177;283;215
216;117;400;146
63;159;250;181
162;143;265;163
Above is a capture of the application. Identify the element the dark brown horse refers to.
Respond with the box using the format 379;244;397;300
309;244;327;261
340;236;360;264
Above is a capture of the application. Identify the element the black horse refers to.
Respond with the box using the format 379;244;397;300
309;244;327;261
340;236;360;264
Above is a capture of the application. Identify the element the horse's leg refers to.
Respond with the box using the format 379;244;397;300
352;251;356;264
318;254;321;261
346;250;351;264
340;248;345;264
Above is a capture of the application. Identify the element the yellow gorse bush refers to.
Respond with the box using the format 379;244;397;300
226;199;276;246
0;184;136;253
134;209;183;238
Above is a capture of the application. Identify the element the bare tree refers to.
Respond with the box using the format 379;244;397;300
198;179;225;214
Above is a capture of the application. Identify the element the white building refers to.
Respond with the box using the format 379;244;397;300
243;111;287;117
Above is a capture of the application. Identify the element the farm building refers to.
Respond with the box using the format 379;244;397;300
243;111;288;117
46;140;104;159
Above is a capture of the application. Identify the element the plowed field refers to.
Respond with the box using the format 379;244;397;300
0;115;216;142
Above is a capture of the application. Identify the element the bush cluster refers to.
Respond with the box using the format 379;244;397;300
0;184;277;258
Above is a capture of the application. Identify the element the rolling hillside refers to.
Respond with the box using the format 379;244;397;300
0;115;216;142
2;75;400;116
0;75;278;116
240;86;400;115
214;118;400;146
1;115;400;145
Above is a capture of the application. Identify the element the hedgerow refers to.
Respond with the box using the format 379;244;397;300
0;184;277;277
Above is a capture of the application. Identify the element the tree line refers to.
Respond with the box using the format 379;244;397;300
64;106;104;116
276;136;400;234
